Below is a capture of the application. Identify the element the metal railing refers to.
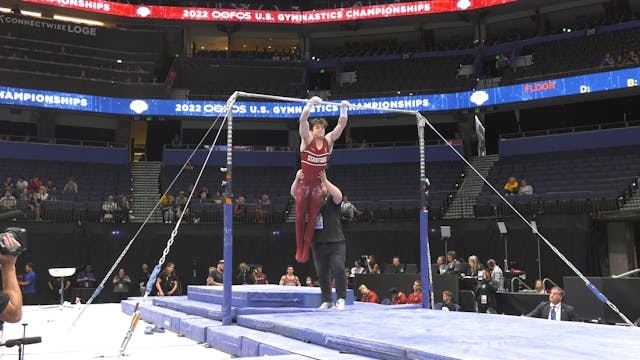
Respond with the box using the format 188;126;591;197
0;134;126;148
511;277;532;292
164;139;447;151
612;268;640;278
542;278;562;291
500;120;640;140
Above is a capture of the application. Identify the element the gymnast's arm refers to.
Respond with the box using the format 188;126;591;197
290;170;304;198
0;233;22;323
299;97;321;150
326;100;349;147
319;171;342;204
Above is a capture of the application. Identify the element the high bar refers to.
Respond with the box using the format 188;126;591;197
235;91;419;116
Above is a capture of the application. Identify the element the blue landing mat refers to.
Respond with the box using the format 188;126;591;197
152;296;321;321
179;317;222;343
138;304;200;332
206;324;369;359
188;285;354;308
238;307;640;360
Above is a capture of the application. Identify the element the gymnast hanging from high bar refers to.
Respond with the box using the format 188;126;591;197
293;96;349;263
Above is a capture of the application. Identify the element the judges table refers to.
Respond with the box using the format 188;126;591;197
496;292;548;315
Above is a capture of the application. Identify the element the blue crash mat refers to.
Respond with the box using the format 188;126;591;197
138;304;200;332
188;284;354;308
179;317;222;343
237;307;640;360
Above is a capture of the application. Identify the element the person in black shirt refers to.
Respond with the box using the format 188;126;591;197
291;170;347;310
155;262;178;296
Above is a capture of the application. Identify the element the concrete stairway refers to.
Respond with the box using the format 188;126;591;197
443;154;499;219
130;161;163;223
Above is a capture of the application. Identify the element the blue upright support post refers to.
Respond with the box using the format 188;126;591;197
222;94;236;326
417;113;433;309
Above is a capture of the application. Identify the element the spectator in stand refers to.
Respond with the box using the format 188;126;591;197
234;195;247;218
518;179;533;195
358;284;379;303
615;54;625;67
213;191;222;204
155;262;178;296
407;280;422;304
198;186;210;200
175;191;188;218
486;259;505;291
389;287;408;305
279;266;301;286
366;255;380;274
534;279;546;294
476;269;498;313
15;177;28;192
3;177;13;192
18;262;37;305
38;186;49;202
112;268;131;302
207;260;224;286
503;176;519;195
600;52;615;67
628;50;639;64
387;256;407;274
160;193;176;223
45;179;57;200
0;189;17;211
118;195;131;223
29;177;43;192
434;290;460;311
340;195;362;222
445;251;464;275
102;195;117;223
76;265;97;288
350;260;366;278
253;265;268;284
436;255;447;274
255;194;271;223
28;192;41;221
63;177;78;193
184;160;195;171
18;188;30;202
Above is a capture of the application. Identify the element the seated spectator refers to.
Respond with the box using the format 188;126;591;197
29;177;43;192
407;280;422;304
112;268;131;302
63;177;78;193
534;279;546;294
235;262;255;285
184;160;195;171
198;186;210;200
253;265;268;284
503;176;519;195
102;195;117;223
600;52;614;67
255;194;271;223
445;251;464;275
436;255;447;274
476;269;498;313
234;195;246;218
46;179;57;194
304;276;315;287
213;191;222;204
358;284;379;303
527;287;576;321
0;189;17;211
279;266;301;286
15;176;28;192
340;195;362;222
18;188;30;201
28;192;41;221
434;290;460;311
350;260;366;277
160;193;176;223
628;50;639;64
366;255;380;274
207;260;224;286
38;186;49;202
3;177;13;191
387;256;406;274
76;265;97;288
175;191;188;218
389;287;408;305
518;179;533;195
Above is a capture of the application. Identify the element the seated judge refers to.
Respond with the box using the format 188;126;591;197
527;287;576;321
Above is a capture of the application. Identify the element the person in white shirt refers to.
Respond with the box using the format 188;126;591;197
534;279;546;294
350;260;366;278
518;179;533;195
340;195;362;222
486;259;504;291
527;287;576;321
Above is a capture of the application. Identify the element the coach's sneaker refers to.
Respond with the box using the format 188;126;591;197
335;298;346;311
318;302;333;310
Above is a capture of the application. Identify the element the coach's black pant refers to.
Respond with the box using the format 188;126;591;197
311;241;346;303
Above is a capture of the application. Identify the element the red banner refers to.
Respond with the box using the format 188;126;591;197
22;0;517;24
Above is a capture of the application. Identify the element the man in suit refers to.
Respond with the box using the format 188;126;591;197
527;287;576;321
445;251;464;275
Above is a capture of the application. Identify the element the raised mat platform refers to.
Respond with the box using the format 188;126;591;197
188;284;354;308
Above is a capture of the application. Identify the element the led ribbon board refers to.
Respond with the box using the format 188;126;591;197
0;67;638;117
22;0;517;24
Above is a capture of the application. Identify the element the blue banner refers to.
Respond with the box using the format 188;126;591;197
1;67;639;118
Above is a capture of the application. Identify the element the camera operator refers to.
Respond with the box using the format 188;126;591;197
0;232;23;323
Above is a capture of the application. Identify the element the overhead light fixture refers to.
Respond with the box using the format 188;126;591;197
53;14;104;26
18;9;42;17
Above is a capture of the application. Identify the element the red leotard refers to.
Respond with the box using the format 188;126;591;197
295;138;330;263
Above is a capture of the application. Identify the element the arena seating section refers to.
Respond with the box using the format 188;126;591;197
475;145;640;217
0;158;130;222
